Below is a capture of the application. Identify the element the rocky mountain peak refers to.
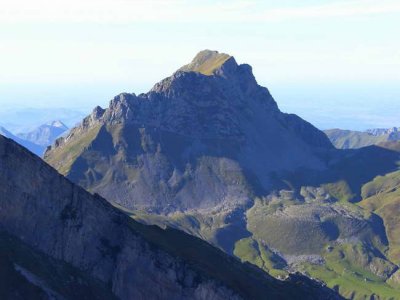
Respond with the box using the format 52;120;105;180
47;120;68;129
146;52;277;129
45;50;333;214
366;127;400;136
178;50;233;75
177;50;256;83
75;50;280;139
90;105;106;122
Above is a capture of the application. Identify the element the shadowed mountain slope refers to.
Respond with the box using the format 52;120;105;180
0;134;342;299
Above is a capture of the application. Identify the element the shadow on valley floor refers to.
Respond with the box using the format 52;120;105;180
274;144;400;203
214;207;253;255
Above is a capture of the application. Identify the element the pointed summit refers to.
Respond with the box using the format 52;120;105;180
47;120;68;130
179;50;233;75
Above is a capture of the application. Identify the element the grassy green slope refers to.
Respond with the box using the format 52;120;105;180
360;170;400;265
233;237;287;278
45;124;102;175
237;203;400;299
179;50;231;75
298;243;400;300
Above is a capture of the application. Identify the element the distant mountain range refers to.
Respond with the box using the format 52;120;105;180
18;120;68;147
0;126;44;156
43;50;400;299
324;127;400;149
0;107;84;134
0;121;68;156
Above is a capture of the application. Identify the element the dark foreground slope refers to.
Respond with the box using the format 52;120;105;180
0;134;340;299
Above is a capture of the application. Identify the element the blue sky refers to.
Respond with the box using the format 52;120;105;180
0;0;399;130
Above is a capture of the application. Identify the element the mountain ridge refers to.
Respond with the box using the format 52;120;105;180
325;127;400;149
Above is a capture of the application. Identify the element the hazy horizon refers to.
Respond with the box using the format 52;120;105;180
1;80;399;132
1;0;399;131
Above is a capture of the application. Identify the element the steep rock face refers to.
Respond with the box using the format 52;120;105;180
45;50;332;213
0;135;341;300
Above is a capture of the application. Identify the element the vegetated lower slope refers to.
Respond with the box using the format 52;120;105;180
325;128;400;149
359;142;400;269
361;171;400;264
235;142;400;299
44;50;400;299
0;134;341;300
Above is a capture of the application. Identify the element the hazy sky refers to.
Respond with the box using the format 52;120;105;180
1;0;399;130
